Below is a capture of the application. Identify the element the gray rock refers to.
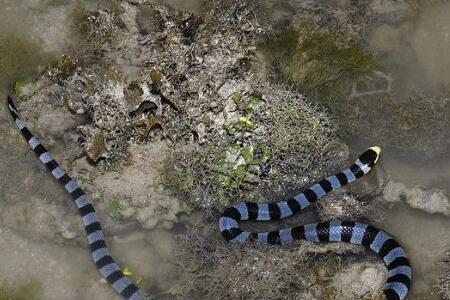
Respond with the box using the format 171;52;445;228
384;180;450;215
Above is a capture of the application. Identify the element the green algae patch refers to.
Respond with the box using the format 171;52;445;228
258;26;301;80
258;26;376;137
107;198;123;218
298;31;376;85
13;76;32;96
258;24;450;157
0;33;53;90
0;280;42;300
259;26;376;89
232;91;242;105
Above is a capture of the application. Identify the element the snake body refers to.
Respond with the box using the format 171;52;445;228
219;147;412;300
7;96;143;300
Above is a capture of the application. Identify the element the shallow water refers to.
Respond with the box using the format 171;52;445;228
361;3;450;299
1;1;450;300
0;1;177;299
355;2;450;299
262;2;450;298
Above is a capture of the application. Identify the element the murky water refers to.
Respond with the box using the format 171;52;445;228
356;2;450;299
368;4;450;298
1;0;450;300
0;1;178;299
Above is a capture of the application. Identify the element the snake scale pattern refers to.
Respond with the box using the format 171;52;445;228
8;94;411;300
219;147;412;300
7;96;144;300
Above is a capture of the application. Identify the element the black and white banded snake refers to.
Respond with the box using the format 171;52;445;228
8;95;411;300
7;96;142;300
219;147;411;300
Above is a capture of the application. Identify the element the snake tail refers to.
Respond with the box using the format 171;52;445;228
7;96;144;300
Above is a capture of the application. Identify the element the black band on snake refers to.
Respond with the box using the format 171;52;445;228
7;96;144;300
219;146;412;300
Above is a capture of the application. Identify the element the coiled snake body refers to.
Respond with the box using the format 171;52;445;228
219;147;412;300
8;95;411;300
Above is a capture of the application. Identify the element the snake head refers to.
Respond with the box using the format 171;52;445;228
358;146;381;167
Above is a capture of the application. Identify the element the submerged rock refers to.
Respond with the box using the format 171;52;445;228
330;262;386;299
384;180;450;215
